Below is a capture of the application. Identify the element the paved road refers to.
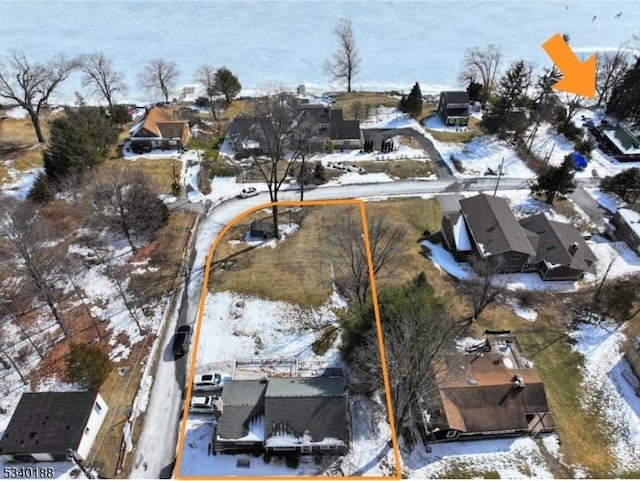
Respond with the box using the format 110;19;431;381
363;128;454;179
129;174;605;478
568;186;609;231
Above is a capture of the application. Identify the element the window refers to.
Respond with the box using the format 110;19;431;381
446;430;458;439
301;445;312;454
94;402;102;415
631;231;639;241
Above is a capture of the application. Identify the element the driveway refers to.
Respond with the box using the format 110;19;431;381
363;128;453;179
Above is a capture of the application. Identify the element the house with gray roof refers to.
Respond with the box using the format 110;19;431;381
608;204;640;254
212;374;348;455
440;193;596;281
519;213;596;281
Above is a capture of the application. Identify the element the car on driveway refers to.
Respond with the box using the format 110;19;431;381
190;394;221;414
238;187;259;198
192;373;230;392
172;325;192;358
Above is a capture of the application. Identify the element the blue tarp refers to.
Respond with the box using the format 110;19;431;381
571;152;588;170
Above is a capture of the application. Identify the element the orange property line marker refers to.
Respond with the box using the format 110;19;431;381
174;199;402;480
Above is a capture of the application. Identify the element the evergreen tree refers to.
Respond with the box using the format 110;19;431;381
43;106;118;185
600;167;640;203
530;155;576;204
481;60;532;140
66;343;112;390
407;82;423;118
214;66;241;103
467;80;483;102
109;103;132;129
312;162;326;184
398;94;408;113
607;57;640;127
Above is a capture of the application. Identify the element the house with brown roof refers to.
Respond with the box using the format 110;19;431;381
439;193;596;281
607;204;640;254
129;106;191;153
428;335;555;441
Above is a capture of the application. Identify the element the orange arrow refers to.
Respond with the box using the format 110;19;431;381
542;33;596;98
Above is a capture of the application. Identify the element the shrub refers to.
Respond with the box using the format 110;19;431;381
194;96;210;108
574;137;596;158
65;343;112;390
263;453;271;464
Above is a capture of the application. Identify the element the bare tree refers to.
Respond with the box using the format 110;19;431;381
80;52;127;109
596;47;631;106
327;210;406;309
0;51;79;143
247;86;299;237
0;197;68;336
324;18;361;93
195;64;219;122
290;112;320;201
458;255;507;322
91;165;169;254
458;44;502;103
557;93;585;131
138;59;179;103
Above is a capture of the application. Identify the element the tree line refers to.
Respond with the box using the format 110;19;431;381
0;51;242;144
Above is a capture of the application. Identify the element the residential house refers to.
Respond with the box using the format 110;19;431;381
327;109;363;150
212;373;348;455
437;91;470;127
590;124;640;162
429;335;555;441
0;391;108;462
440;193;596;281
519;213;596;281
442;193;536;272
608;204;640;254
226;117;268;156
129;106;191;153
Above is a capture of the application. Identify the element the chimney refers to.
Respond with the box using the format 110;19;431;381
569;242;579;256
513;374;525;389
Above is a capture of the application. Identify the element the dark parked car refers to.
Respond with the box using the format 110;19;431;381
173;325;192;358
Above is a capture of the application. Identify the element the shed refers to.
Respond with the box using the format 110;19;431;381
0;391;108;462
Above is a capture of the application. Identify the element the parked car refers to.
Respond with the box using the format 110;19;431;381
192;373;230;392
172;325;192;358
190;395;221;414
239;187;259;198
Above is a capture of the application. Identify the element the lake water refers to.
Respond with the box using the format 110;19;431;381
1;0;639;102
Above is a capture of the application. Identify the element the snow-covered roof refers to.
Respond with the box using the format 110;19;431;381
618;206;640;237
453;215;472;251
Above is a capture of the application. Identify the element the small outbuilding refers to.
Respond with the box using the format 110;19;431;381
0;391;108;462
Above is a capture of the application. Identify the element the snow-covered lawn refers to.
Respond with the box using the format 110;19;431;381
407;436;556;479
1;167;42;200
569;322;640;473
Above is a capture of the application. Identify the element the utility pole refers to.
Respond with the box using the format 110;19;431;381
493;157;505;196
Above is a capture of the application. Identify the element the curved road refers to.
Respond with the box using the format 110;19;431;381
128;174;602;478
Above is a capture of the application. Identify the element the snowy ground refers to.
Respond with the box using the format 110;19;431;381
407;436;557;479
569;321;640;474
179;287;396;476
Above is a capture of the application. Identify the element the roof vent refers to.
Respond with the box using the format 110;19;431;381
569;242;579;256
513;374;525;388
467;378;478;386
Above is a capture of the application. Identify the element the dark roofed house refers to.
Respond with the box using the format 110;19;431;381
264;377;348;455
329;109;363;150
214;380;267;453
431;335;555;441
437;91;470;127
458;194;535;272
129;106;191;153
519;213;596;281
0;391;108;462
212;375;348;455
439;194;596;281
608;204;640;254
